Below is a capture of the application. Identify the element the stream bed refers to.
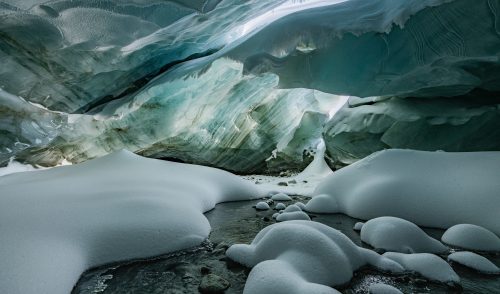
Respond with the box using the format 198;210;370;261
73;197;500;294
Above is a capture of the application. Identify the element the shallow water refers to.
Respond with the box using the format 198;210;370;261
73;197;500;294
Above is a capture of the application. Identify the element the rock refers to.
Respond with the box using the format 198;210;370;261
198;274;230;294
200;266;211;275
277;182;288;186
288;179;297;184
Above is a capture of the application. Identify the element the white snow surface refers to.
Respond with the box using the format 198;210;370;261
353;222;364;231
447;251;500;274
441;224;500;252
360;217;447;254
309;149;500;235
383;252;460;285
271;192;293;201
368;283;403;294
283;204;302;213
275;202;286;210
276;211;311;222
226;221;404;294
256;201;271;210
0;150;260;294
0;160;40;176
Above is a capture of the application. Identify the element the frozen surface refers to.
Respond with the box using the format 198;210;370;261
383;252;460;285
0;150;260;294
360;217;447;254
275;203;286;210
324;96;500;164
226;220;404;294
309;149;500;235
0;159;39;177
353;222;364;231
276;211;311;222
272;193;293;201
255;202;270;210
441;224;500;252
368;283;403;294
447;251;500;274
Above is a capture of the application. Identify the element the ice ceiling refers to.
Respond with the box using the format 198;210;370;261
1;0;499;173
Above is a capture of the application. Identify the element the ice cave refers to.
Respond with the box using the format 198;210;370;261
0;0;499;293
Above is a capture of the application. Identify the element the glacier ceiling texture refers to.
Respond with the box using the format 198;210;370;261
0;0;499;173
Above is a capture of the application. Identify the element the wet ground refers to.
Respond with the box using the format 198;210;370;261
73;197;500;294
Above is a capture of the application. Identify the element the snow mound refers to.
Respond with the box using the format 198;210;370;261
283;204;302;213
353;222;364;231
360;217;447;254
305;194;338;213
255;201;270;210
0;150;259;294
275;203;286;210
442;224;500;252
383;252;460;285
295;202;306;210
272;213;279;219
312;150;500;235
369;283;403;294
448;251;500;274
226;221;404;294
271;193;292;201
276;211;311;222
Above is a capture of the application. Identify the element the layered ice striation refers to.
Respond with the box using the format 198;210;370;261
1;0;500;169
0;60;346;172
324;95;500;164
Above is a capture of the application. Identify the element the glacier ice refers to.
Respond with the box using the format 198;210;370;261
1;0;500;170
0;60;347;173
324;95;500;165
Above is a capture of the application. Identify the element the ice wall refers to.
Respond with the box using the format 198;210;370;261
323;95;500;165
1;60;346;173
1;0;500;171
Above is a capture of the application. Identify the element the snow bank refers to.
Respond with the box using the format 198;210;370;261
441;224;500;252
383;252;460;285
310;150;500;234
0;150;259;294
226;221;404;294
0;160;40;177
448;251;500;274
360;217;447;254
369;283;403;294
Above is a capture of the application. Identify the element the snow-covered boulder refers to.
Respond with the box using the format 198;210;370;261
271;193;293;201
311;150;500;235
360;217;447;254
448;251;500;274
275;203;286;210
255;202;270;210
383;252;460;285
226;221;404;294
441;224;500;252
295;202;306;210
0;150;259;294
276;211;311;222
283;204;302;213
353;222;364;231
